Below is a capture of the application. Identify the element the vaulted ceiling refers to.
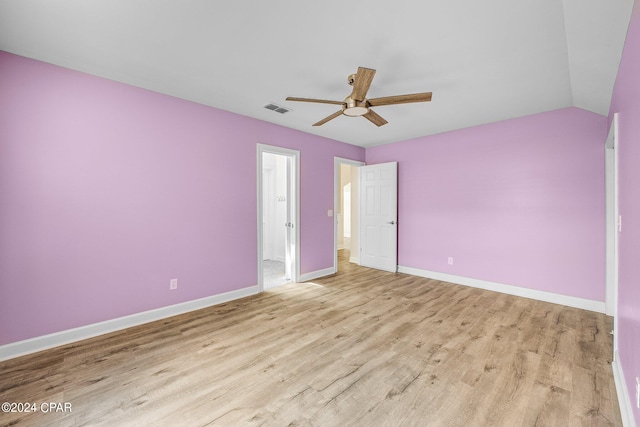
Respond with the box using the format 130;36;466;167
0;1;634;147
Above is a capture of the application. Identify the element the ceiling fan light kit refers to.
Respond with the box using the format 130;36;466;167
342;97;369;117
286;67;432;127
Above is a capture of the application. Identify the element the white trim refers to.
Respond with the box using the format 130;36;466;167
334;157;365;273
0;285;259;362
349;256;360;264
398;265;605;313
299;267;335;282
612;350;637;427
257;144;300;292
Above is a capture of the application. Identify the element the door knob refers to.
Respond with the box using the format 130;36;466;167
387;220;396;225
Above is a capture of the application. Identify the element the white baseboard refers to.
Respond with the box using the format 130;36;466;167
397;266;605;313
299;267;335;282
0;285;259;362
349;256;359;264
612;351;638;427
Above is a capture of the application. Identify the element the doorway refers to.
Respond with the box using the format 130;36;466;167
605;113;619;356
334;157;364;272
258;144;299;290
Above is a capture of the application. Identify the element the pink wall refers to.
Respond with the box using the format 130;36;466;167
0;51;364;345
367;107;607;301
609;0;640;423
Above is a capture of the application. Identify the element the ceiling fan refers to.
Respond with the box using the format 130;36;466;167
285;67;432;127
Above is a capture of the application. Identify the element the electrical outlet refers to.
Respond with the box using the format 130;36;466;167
448;257;453;265
170;278;178;290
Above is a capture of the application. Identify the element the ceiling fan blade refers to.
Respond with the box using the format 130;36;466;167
351;67;376;101
363;109;388;127
286;97;345;106
313;110;343;126
367;92;432;107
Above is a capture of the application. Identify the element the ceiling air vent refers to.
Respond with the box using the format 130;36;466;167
264;103;291;114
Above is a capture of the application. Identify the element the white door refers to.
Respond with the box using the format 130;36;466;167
284;155;294;281
359;162;398;272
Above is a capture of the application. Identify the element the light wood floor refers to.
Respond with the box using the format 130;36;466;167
1;251;621;426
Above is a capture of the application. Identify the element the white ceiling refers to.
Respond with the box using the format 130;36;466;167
0;0;634;147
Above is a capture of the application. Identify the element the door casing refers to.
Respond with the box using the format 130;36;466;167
257;144;300;291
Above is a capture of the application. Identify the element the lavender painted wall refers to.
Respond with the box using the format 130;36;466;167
609;0;640;422
367;107;607;301
0;51;364;346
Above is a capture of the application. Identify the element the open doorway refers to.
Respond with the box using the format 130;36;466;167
258;144;299;290
334;157;365;272
605;113;619;358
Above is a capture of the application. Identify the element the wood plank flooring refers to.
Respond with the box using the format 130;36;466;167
0;252;621;426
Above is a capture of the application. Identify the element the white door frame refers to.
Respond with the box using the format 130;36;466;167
605;113;619;356
257;144;300;291
334;157;365;273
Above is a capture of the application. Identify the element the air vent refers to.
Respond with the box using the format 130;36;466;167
264;103;291;114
